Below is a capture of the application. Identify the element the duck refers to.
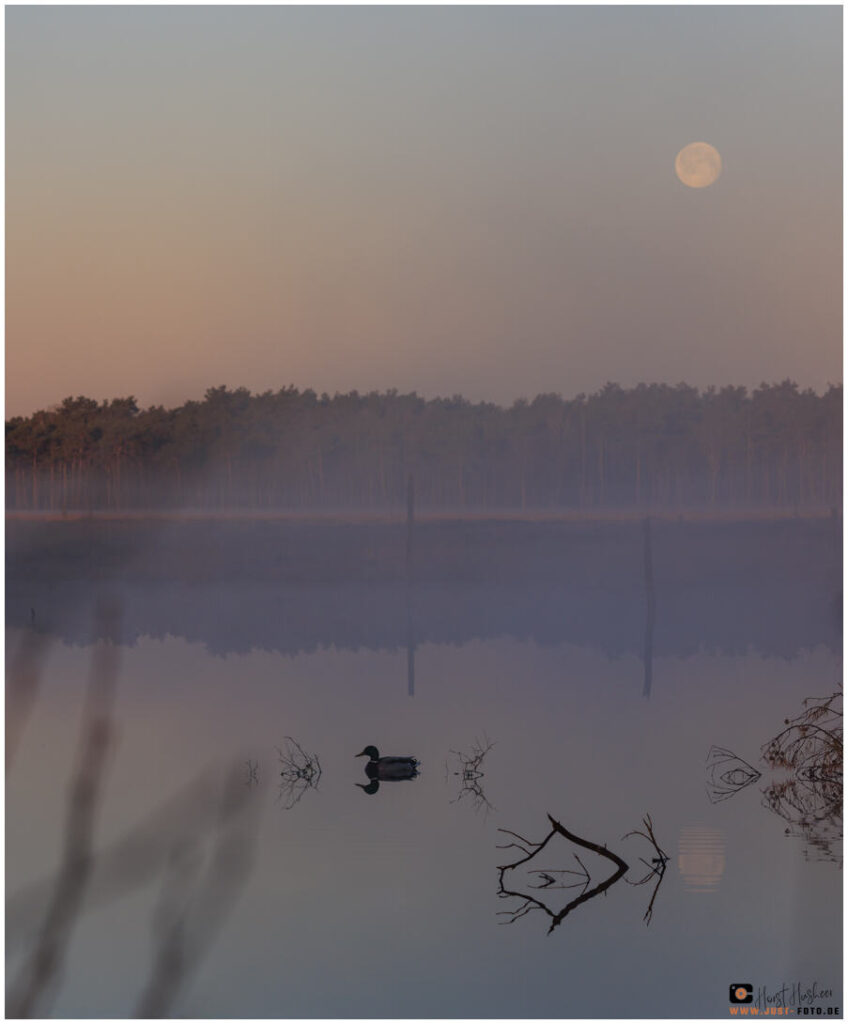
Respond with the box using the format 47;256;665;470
355;746;420;794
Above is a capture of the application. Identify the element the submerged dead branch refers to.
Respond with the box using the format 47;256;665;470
496;815;628;935
526;857;591;895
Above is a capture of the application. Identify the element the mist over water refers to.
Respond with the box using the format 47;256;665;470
5;515;842;1017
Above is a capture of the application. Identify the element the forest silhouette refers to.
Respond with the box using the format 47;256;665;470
6;381;841;512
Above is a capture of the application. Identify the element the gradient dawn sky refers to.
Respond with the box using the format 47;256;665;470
6;5;842;417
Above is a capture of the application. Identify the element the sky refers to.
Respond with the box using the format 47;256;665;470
5;6;842;418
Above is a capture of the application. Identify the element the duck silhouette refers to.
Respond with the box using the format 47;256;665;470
355;745;420;794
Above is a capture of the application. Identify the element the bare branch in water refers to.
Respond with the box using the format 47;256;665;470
622;813;669;925
496;815;628;935
762;689;842;776
708;688;842;865
761;689;842;864
277;736;322;810
705;746;762;804
447;735;495;816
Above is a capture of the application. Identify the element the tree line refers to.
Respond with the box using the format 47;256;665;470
5;381;842;512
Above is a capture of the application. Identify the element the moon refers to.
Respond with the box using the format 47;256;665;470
675;142;722;188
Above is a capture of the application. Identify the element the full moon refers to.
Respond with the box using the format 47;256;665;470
675;142;722;188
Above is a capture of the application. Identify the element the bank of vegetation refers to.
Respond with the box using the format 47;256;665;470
6;381;841;512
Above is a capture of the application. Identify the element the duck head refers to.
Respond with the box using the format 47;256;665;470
356;745;380;762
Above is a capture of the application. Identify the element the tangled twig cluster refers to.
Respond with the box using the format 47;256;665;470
707;688;842;865
447;734;495;816
277;737;323;810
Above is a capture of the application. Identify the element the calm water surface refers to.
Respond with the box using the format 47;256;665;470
6;580;843;1017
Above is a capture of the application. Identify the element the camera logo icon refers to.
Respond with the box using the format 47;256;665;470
730;984;753;1004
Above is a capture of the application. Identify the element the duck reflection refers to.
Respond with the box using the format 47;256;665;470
706;689;842;864
355;745;420;795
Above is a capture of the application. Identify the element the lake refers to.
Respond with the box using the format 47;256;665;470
5;517;843;1018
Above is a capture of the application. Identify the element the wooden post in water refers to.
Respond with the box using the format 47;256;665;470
406;473;415;697
406;595;416;699
406;473;415;579
642;516;656;699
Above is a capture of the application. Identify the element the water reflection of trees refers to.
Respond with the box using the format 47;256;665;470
10;571;837;666
707;689;842;864
496;812;668;933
